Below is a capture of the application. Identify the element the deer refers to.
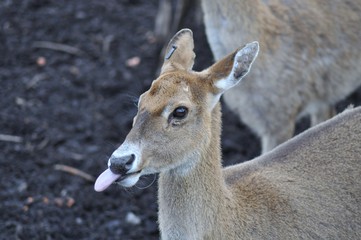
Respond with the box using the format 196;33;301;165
201;0;361;154
94;29;361;239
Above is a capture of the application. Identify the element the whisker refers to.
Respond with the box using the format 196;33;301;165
120;93;139;108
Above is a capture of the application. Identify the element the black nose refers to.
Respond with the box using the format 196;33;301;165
109;154;135;175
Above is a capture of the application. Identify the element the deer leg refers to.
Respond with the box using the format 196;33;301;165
261;123;294;154
310;104;336;127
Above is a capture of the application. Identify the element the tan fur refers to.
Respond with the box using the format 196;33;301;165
201;0;361;153
104;29;361;239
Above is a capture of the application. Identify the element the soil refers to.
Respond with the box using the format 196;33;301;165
1;1;360;239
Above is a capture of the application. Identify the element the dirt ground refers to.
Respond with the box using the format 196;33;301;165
1;1;360;239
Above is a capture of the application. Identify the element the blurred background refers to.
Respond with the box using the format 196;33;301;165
0;0;359;239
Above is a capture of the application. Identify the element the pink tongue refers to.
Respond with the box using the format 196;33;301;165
94;168;121;192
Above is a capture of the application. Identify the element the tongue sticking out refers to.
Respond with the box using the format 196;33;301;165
94;168;121;192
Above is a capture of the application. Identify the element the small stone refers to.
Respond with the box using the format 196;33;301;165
126;56;141;68
43;197;49;204
75;217;83;225
36;56;46;66
54;197;64;207
26;197;34;204
22;205;29;212
66;197;75;208
17;181;28;192
125;212;141;225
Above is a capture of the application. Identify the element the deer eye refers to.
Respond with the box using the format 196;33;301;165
172;106;188;119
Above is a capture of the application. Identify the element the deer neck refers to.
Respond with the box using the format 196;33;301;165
158;104;231;238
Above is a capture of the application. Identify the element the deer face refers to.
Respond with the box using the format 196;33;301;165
94;29;259;191
96;71;213;189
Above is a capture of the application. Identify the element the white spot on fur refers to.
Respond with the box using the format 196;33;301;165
119;173;141;187
214;76;234;92
162;105;172;119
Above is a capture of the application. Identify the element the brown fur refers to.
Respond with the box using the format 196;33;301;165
201;0;361;154
104;29;360;239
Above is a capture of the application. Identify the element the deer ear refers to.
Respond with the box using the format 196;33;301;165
160;29;196;74
204;41;259;94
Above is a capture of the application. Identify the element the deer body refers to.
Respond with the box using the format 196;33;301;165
202;0;361;153
159;105;361;239
94;29;361;239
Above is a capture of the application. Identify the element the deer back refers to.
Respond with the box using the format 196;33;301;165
223;106;361;238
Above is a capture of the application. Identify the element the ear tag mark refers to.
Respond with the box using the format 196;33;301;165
165;45;177;59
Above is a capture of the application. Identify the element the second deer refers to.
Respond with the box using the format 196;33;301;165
202;0;361;153
94;29;361;239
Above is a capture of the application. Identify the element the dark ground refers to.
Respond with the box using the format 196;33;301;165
1;1;360;239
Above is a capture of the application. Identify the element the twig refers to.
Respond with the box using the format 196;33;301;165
26;73;47;89
54;164;95;182
102;35;114;53
32;41;85;56
0;134;23;143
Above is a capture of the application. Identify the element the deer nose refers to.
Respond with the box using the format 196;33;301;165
109;154;135;175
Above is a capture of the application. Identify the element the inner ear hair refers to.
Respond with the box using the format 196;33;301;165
211;41;259;93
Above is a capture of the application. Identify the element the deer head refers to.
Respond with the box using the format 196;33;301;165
94;29;259;191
